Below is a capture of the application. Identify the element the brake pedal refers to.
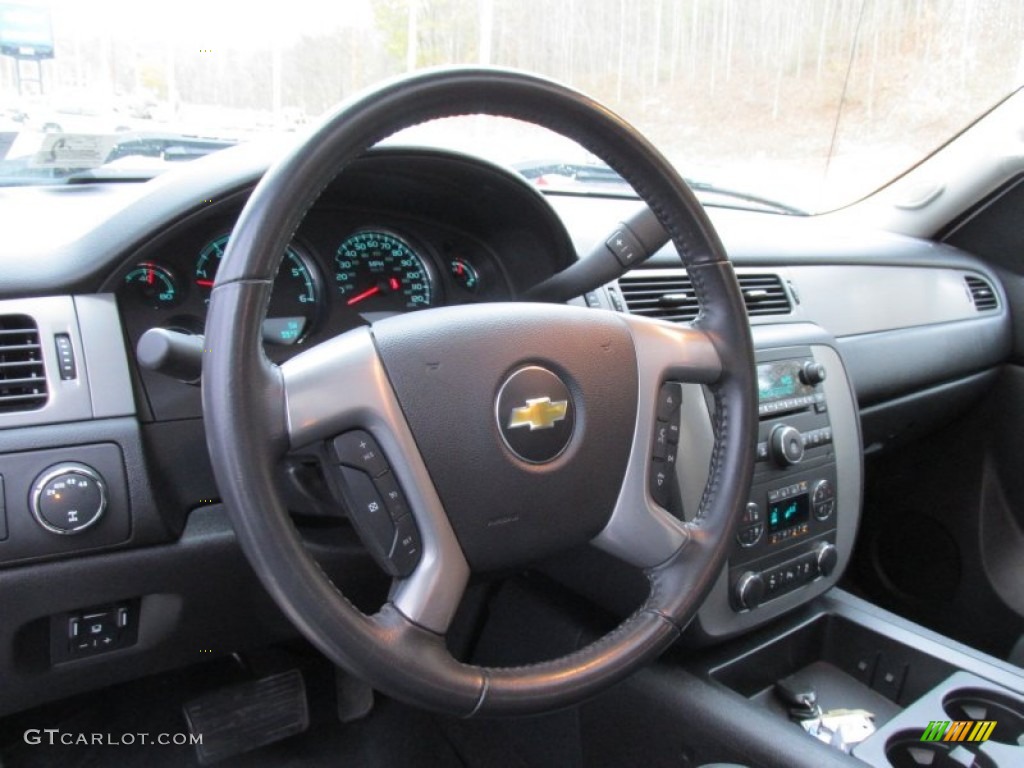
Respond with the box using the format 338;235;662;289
183;669;309;765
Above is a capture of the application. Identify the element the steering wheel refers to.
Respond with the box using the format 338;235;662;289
203;68;756;716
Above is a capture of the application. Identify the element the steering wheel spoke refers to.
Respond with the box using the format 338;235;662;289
280;328;470;634
593;314;722;568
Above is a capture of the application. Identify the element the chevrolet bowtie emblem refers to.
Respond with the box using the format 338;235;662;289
507;397;569;431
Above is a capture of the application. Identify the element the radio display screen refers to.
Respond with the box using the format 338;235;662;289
757;361;815;402
768;493;810;533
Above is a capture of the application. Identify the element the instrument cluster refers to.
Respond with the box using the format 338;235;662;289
116;215;505;351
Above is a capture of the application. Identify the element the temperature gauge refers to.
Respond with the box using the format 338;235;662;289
123;263;182;309
449;257;479;292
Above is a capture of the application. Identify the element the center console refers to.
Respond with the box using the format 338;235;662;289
672;323;863;640
729;347;838;613
693;589;1024;768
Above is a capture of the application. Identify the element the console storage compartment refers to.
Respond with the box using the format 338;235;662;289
692;590;1024;767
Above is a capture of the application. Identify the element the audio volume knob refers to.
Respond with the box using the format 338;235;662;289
800;361;827;386
30;462;107;535
815;542;838;578
769;424;804;466
735;571;765;610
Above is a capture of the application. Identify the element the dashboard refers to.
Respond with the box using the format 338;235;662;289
116;207;510;347
104;148;575;421
0;140;1012;718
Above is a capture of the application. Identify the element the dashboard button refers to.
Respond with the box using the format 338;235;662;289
736;523;763;547
54;334;77;380
331;431;389;477
653;420;670;459
650;459;671;508
735;571;765;610
339;467;395;564
31;463;107;535
389;515;422;577
814;499;836;521
656;383;682;421
373;471;409;521
800;361;827;385
812;479;834;503
666;407;681;444
742;502;762;524
606;227;644;267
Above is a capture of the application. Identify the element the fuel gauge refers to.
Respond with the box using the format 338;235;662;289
123;263;182;309
449;257;479;292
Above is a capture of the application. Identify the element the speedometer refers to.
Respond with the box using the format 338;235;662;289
335;230;435;313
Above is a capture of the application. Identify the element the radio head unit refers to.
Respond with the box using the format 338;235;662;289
730;347;838;613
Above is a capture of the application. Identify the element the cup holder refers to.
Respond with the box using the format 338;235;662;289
885;730;996;768
944;688;1024;747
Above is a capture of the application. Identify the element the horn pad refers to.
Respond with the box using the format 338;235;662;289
372;303;638;571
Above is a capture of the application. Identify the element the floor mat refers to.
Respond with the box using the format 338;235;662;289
0;655;465;768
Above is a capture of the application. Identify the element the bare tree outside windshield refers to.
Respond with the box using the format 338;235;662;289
0;0;1022;210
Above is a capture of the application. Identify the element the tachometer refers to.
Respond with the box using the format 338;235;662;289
195;234;320;345
335;231;434;313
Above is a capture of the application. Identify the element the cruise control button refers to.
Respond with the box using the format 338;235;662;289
389;515;422;577
339;467;395;563
373;471;408;521
331;431;389;477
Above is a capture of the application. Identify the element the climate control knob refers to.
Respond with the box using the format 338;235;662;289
735;571;766;610
800;361;827;386
30;463;107;535
770;425;804;466
815;542;838;578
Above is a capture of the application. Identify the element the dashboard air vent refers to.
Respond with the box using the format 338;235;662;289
965;275;998;311
0;315;48;412
736;273;793;316
618;272;700;323
618;271;792;322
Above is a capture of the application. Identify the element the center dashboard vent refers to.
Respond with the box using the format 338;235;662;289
0;315;48;412
617;271;792;322
965;275;998;311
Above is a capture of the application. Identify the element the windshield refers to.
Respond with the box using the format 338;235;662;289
1;0;1022;212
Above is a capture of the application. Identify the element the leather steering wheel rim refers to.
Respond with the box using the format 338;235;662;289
202;67;757;716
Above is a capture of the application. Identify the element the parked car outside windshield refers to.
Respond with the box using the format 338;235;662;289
0;0;1021;212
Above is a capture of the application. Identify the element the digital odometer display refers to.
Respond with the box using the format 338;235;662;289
767;493;810;533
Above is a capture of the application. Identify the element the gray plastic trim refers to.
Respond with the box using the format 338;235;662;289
280;326;469;634
786;264;1002;337
0;297;92;429
73;294;135;419
592;314;723;568
614;263;1005;339
691;341;862;638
